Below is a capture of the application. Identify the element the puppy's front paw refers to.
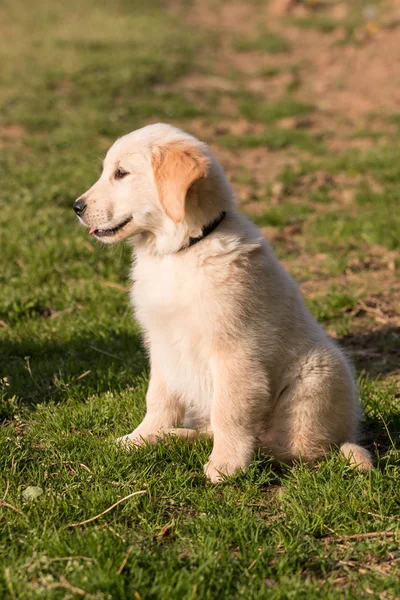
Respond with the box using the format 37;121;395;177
115;431;153;450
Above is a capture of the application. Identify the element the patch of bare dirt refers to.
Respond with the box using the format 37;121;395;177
189;117;264;139
188;118;297;202
0;124;25;138
178;0;400;122
267;0;400;120
287;28;400;119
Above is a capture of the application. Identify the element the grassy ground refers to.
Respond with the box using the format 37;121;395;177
1;0;399;598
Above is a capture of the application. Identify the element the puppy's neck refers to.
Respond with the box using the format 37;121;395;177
133;168;235;257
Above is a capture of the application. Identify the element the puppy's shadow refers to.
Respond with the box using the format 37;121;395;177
340;326;400;379
2;325;399;458
0;332;146;418
339;325;400;455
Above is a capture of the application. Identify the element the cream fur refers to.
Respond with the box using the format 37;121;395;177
76;123;373;482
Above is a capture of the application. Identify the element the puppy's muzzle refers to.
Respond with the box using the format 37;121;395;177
73;198;87;216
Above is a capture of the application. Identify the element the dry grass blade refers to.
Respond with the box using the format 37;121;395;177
247;548;262;571
88;345;124;361
75;370;92;381
47;555;96;564
44;575;97;598
103;281;129;291
0;502;25;516
117;545;134;575
1;481;10;502
325;530;398;543
66;490;147;528
25;556;96;573
78;463;93;473
0;481;25;516
367;512;398;521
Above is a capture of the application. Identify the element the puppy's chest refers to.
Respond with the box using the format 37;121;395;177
131;256;212;347
131;257;214;414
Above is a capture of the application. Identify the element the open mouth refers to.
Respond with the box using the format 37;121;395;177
89;216;133;238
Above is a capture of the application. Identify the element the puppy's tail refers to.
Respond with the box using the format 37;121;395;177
340;442;373;471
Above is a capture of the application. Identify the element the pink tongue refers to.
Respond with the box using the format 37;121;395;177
89;227;97;235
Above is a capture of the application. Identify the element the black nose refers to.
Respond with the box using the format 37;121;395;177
73;198;87;216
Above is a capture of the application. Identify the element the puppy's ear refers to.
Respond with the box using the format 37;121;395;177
152;141;209;223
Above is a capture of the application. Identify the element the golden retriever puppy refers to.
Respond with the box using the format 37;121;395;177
74;123;372;482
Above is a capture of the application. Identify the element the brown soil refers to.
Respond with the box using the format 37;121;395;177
183;0;400;120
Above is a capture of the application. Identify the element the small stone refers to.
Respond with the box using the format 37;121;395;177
22;486;43;501
278;117;297;130
271;181;284;199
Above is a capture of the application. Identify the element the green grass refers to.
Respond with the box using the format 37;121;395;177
287;15;339;34
305;286;361;336
1;0;400;598
220;128;324;153
286;0;371;44
306;198;400;253
239;94;313;124
233;29;291;54
252;203;314;228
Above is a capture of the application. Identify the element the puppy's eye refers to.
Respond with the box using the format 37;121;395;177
115;168;128;179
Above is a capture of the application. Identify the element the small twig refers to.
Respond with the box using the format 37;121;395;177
247;548;262;571
103;281;129;292
0;481;25;516
325;530;398;543
79;463;93;474
66;490;147;528
0;502;25;516
44;575;96;599
323;524;336;535
47;556;96;565
117;545;134;575
367;512;398;521
1;481;10;502
75;370;91;381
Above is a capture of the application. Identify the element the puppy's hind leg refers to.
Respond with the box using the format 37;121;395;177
262;348;369;468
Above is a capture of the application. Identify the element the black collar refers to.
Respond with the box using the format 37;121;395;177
179;211;227;252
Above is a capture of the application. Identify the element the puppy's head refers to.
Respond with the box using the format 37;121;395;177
74;123;210;245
